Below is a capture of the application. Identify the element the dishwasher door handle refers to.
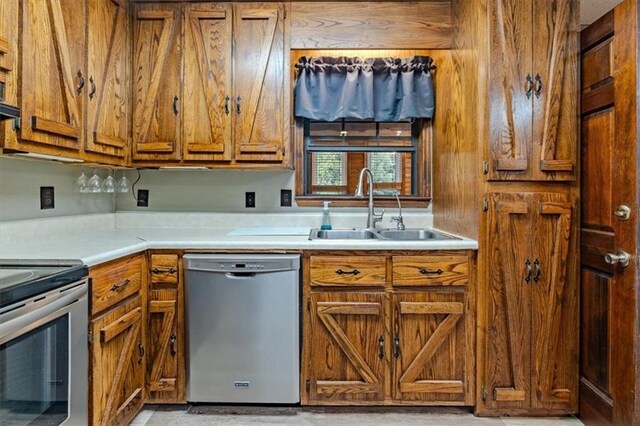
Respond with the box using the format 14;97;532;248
224;272;257;279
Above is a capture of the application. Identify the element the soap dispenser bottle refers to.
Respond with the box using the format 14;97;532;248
321;201;332;230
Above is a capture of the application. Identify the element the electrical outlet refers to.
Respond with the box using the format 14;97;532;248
280;189;292;207
137;189;149;207
40;186;54;210
245;192;256;208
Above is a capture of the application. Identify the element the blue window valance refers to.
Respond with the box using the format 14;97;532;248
294;56;436;122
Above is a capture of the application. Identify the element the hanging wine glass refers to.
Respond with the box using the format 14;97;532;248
87;168;102;193
102;169;116;193
117;169;130;193
75;168;88;193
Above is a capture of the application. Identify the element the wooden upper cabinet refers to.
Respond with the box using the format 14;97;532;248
482;192;577;414
182;3;233;161
232;2;287;163
132;3;182;161
19;0;86;151
86;0;129;160
487;0;578;181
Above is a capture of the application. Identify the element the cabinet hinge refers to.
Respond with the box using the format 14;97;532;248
482;198;489;212
12;117;20;131
482;161;489;175
282;146;286;156
481;387;487;401
88;330;93;345
283;8;287;19
306;379;310;393
307;299;311;311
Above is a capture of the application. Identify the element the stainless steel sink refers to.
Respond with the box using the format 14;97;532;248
308;228;460;241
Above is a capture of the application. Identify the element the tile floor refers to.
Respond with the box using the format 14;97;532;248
131;405;585;425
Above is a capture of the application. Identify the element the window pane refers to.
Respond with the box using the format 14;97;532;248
311;152;347;194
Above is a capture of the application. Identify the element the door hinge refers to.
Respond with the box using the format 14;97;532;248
482;198;489;212
482;161;489;175
481;387;487;401
88;330;93;345
306;379;310;393
12;117;20;131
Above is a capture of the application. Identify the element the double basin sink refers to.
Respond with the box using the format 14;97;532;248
308;228;460;241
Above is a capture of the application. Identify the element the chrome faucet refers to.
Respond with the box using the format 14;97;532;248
391;192;405;230
354;168;384;229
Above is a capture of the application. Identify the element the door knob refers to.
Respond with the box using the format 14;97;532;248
615;205;631;221
604;251;631;267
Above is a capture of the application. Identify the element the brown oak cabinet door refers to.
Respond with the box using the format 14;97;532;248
132;3;181;161
530;193;577;411
393;292;472;405
90;296;145;426
531;0;578;181
232;3;286;163
307;292;385;403
19;0;86;151
484;193;532;409
182;3;233;162
86;0;129;160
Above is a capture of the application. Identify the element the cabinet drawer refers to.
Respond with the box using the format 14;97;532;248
392;255;468;286
150;254;179;285
91;255;144;315
310;256;386;287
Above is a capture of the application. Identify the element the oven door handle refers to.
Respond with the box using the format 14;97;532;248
0;284;87;344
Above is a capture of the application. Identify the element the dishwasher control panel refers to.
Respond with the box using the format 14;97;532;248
183;254;300;274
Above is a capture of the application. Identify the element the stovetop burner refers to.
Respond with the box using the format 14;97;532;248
0;260;88;310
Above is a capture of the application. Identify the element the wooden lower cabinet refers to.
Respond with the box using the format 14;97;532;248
89;296;145;426
303;251;474;406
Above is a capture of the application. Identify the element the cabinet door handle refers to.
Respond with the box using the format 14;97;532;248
378;335;384;359
533;259;541;283
88;76;96;99
225;95;230;115
335;269;360;276
170;333;177;356
137;341;145;363
419;268;443;275
152;267;177;274
110;279;130;292
173;96;179;115
393;336;401;358
534;73;543;99
524;259;532;283
236;96;242;115
525;73;533;99
76;70;85;94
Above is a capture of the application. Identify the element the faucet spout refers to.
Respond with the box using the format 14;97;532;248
354;168;384;229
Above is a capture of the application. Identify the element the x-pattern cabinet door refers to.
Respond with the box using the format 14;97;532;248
307;292;385;403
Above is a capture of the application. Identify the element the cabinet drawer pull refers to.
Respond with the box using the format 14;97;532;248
137;341;145;363
76;70;85;94
173;96;179;115
88;76;96;99
525;73;533;99
524;259;532;283
236;96;242;115
534;73;543;99
418;268;443;275
110;279;130;292
378;335;384;359
335;269;360;276
393;336;401;358
170;333;177;356
152;267;177;274
533;259;541;283
224;95;230;115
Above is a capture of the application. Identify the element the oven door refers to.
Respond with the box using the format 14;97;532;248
0;282;87;426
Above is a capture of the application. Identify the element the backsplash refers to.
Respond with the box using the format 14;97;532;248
0;157;115;221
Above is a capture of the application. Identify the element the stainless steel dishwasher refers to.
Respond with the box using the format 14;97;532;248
184;254;300;404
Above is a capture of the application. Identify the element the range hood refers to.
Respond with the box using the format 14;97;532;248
0;82;20;122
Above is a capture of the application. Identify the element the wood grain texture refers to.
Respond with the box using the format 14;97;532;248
310;255;387;287
233;2;287;163
150;254;179;285
90;254;144;316
0;0;18;149
290;2;452;49
89;296;145;426
182;3;233;161
132;3;181;161
86;0;129;161
392;255;469;287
